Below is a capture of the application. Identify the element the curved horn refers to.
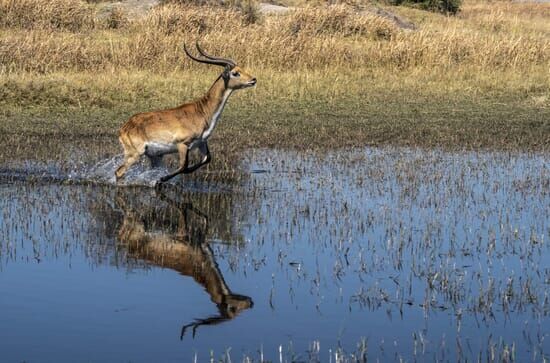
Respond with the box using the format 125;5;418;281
183;43;231;68
195;42;235;67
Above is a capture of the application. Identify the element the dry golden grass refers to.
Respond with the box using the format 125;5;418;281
0;0;548;152
0;0;96;31
0;1;547;73
460;0;550;25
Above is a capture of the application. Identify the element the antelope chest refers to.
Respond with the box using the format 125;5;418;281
200;116;220;141
200;90;232;141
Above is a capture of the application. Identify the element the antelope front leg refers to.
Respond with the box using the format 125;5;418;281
183;142;212;174
199;142;211;166
159;143;190;183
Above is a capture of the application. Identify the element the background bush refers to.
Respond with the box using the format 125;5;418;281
390;0;462;14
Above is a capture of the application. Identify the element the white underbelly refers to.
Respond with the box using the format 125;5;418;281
144;142;178;156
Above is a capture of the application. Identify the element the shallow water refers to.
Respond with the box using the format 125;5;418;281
0;148;549;362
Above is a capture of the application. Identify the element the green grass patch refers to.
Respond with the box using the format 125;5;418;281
0;68;548;168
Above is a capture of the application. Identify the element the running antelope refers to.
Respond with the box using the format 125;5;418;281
116;192;253;337
115;43;257;183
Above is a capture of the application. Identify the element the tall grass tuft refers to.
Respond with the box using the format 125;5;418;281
0;0;95;31
285;5;397;38
144;4;245;35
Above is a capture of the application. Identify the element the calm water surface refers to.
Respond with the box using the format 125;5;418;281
0;148;549;362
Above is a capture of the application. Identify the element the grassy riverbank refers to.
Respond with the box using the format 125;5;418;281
0;0;549;161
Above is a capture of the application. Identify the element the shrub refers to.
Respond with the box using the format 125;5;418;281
390;0;462;15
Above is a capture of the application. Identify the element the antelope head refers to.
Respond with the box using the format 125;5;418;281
184;42;257;90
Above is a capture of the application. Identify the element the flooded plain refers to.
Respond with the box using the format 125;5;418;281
0;147;549;362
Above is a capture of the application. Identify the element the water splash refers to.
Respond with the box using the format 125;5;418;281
0;155;175;187
85;155;174;187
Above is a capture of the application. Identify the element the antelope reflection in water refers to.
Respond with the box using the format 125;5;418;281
116;192;253;338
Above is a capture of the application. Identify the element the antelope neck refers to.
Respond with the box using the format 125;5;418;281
200;76;233;139
198;243;232;303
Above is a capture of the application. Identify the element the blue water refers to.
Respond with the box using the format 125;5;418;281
0;148;548;362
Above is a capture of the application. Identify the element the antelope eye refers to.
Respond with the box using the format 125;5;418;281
232;71;240;77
